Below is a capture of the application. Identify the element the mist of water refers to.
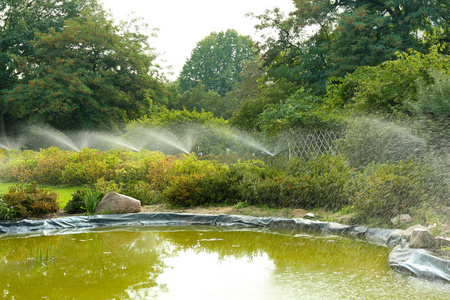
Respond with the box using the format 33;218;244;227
1;124;286;157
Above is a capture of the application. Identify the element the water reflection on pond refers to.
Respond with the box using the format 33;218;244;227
0;226;448;299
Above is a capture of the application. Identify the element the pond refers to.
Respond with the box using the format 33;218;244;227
1;226;449;299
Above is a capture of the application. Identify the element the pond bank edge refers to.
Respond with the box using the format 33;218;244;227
0;212;448;283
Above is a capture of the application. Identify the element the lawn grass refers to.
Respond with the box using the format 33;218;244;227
0;182;82;208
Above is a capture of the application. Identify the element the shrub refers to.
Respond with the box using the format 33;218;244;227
0;199;15;220
33;147;71;185
162;173;205;207
226;160;286;207
287;154;352;209
0;150;37;182
144;153;178;190
346;158;440;226
2;182;59;218
61;148;117;186
64;189;87;214
338;117;426;169
162;158;233;207
120;181;161;205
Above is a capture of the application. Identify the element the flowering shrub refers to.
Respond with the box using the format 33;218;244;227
2;182;59;218
0;199;15;220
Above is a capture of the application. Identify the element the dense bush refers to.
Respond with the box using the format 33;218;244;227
0;150;37;182
287;154;353;209
338;117;426;169
0;144;447;228
2;182;59;218
33;147;71;185
226;160;282;206
64;189;87;214
0;199;14;220
61;148;118;186
346;158;443;226
120;181;161;205
162;155;233;207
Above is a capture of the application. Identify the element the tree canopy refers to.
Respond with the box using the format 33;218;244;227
1;0;164;132
0;0;96;135
178;29;256;97
252;0;450;94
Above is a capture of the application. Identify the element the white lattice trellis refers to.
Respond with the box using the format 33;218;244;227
288;130;343;159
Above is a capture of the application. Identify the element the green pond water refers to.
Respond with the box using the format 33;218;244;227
0;226;449;299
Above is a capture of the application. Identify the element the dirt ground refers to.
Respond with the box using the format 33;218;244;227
140;204;354;223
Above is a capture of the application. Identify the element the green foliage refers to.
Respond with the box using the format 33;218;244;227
120;181;161;205
33;147;71;185
61;148;119;185
252;1;450;95
162;155;233;207
2;182;59;218
326;46;450;115
346;159;443;226
0;150;37;182
0;198;14;220
338;117;426;169
2;1;164;131
179;29;256;97
84;188;101;214
415;70;450;119
64;189;87;214
0;0;93;135
287;155;352;209
257;88;345;133
226;160;285;206
125;108;233;155
230;78;298;131
173;83;230;119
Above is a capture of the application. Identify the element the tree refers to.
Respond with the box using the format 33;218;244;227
178;29;256;97
252;0;450;94
325;45;450;115
3;3;164;130
257;88;343;133
229;78;298;131
0;0;93;135
222;58;266;120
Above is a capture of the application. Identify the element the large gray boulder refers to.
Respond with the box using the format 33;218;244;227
95;192;141;214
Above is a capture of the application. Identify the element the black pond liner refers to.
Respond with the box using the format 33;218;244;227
0;212;449;283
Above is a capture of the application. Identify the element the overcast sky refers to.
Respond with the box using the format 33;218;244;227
100;0;295;80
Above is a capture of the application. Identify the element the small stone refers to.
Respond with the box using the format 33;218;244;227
441;225;450;235
409;228;437;249
402;225;429;242
303;213;315;219
391;214;413;225
435;236;450;248
443;207;450;215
